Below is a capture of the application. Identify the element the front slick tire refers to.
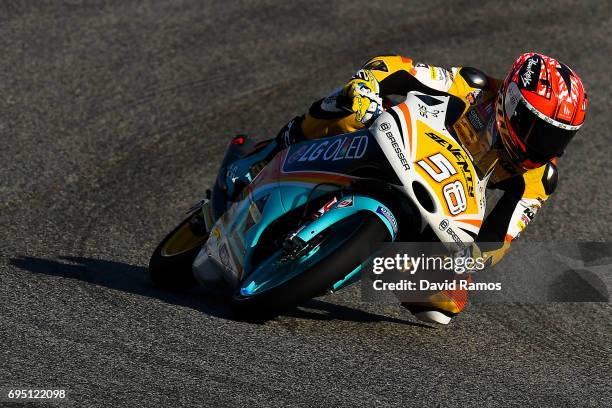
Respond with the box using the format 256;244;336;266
149;212;208;290
231;213;388;320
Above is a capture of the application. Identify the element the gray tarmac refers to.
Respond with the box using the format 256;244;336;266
1;1;610;406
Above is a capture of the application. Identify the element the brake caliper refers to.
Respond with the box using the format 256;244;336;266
281;196;339;260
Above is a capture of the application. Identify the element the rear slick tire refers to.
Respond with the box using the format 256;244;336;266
230;213;389;320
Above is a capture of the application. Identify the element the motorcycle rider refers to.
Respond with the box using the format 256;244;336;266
227;52;588;324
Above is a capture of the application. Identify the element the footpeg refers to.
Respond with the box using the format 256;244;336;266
200;199;215;232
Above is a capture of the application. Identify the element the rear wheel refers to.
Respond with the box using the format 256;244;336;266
231;213;389;319
149;212;208;290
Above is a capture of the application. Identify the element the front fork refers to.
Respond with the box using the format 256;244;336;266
185;189;215;236
282;194;399;293
291;195;398;244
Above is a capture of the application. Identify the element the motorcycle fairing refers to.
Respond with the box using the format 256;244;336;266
238;193;396;297
203;130;397;285
201;91;490;289
369;91;489;251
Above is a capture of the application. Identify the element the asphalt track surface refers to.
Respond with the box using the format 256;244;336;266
1;1;611;407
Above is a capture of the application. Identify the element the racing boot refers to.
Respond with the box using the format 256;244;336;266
401;280;470;325
402;304;458;325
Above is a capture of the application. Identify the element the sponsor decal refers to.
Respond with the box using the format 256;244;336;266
320;197;338;212
295;134;368;163
521;207;535;227
336;196;354;208
226;162;239;183
439;219;450;230
384;130;410;170
439;67;452;83
321;92;342;111
479;181;487;209
379;122;391;131
287;145;308;164
376;206;398;234
418;104;443;118
518;55;541;91
425;132;475;197
467;109;485;131
282;133;373;173
448;228;466;249
426;66;451;84
441;223;466;250
311;197;338;220
517;207;536;232
557;101;573;122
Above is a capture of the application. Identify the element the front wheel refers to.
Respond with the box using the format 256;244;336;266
231;213;389;318
149;212;209;290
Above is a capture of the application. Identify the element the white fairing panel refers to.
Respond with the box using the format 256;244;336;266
192;247;225;284
370;92;488;252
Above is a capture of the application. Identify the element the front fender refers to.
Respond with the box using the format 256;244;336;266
295;195;398;242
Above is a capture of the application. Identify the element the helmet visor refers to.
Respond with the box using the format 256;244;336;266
505;83;579;161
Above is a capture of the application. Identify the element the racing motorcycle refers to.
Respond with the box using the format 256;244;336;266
149;91;491;318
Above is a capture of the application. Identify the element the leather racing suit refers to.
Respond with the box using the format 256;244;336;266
274;55;559;317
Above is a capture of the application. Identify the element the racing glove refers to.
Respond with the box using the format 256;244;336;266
338;69;383;124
